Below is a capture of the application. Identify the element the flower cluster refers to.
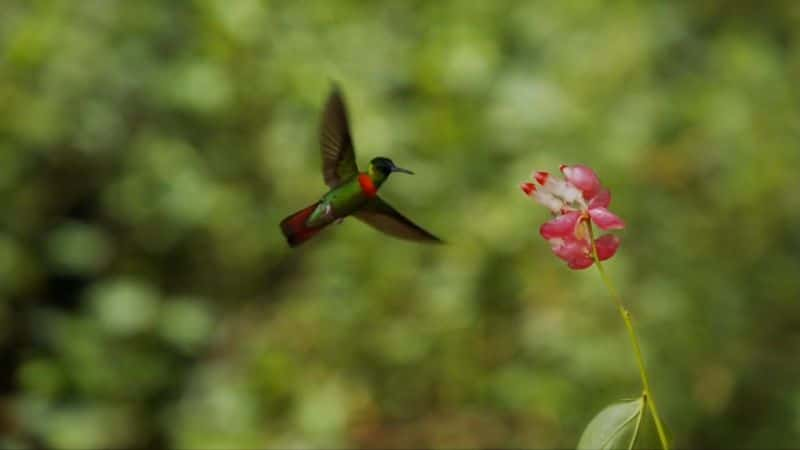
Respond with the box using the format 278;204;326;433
521;164;625;269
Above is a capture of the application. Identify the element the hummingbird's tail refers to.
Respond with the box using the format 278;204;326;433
280;202;326;247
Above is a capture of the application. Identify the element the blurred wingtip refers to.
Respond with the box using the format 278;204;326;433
429;236;446;245
328;79;344;96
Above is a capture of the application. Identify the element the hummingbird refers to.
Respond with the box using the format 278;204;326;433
280;86;442;247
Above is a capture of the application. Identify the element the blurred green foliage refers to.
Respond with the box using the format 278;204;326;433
2;0;800;448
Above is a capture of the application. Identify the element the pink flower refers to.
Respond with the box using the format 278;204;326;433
520;164;625;269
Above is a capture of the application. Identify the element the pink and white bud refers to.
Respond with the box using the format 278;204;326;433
532;189;564;214
547;178;583;204
533;170;583;204
534;171;550;186
561;164;601;199
520;182;537;196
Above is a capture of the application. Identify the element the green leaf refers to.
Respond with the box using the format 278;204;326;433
577;397;645;450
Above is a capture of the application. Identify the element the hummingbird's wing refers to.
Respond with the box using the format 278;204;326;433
354;197;442;243
320;87;359;188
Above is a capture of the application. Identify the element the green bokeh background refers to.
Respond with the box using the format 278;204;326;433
2;1;800;448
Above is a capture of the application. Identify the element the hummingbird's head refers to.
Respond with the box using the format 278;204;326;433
368;157;414;185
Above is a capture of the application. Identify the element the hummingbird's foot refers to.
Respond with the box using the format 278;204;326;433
335;218;344;225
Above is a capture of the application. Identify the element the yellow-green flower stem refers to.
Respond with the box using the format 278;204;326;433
586;221;670;450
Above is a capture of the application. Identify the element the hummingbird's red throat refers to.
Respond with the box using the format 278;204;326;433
358;173;378;198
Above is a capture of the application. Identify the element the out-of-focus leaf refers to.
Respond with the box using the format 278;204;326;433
45;222;113;275
87;278;160;336
577;397;644;450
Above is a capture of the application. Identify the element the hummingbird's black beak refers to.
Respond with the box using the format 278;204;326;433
392;166;414;175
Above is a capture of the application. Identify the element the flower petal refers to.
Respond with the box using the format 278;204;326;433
588;188;611;209
567;255;595;269
595;234;621;261
561;164;601;199
549;235;592;265
540;211;582;239
589;207;625;230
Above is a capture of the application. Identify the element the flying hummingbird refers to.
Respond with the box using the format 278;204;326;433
280;87;442;247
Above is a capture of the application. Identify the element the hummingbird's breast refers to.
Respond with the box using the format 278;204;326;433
357;173;378;198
